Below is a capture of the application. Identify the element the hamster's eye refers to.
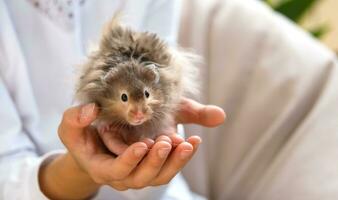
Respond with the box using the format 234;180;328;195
121;93;128;102
144;90;150;98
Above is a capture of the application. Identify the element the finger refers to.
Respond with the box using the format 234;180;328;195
175;98;226;127
98;129;128;156
58;103;98;145
128;141;172;188
109;182;128;191
151;140;200;186
168;134;184;147
155;135;172;144
186;135;202;150
141;138;155;149
96;142;149;181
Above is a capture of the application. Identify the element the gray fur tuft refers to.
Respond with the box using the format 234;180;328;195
74;16;200;142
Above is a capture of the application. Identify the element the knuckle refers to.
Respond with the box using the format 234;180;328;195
149;154;169;167
109;171;128;181
115;160;137;174
122;159;137;168
88;169;108;185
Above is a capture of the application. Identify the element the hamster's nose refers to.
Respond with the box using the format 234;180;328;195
130;110;145;120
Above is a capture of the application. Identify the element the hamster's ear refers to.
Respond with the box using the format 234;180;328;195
143;64;160;84
101;14;123;40
101;67;119;82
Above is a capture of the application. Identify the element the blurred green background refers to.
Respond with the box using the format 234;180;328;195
264;0;327;38
263;0;338;53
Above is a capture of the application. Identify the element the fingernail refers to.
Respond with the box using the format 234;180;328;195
194;137;202;145
133;147;148;157
158;148;171;158
80;103;95;123
180;150;192;160
155;136;172;144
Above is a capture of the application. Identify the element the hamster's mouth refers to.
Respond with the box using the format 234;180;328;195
128;119;147;126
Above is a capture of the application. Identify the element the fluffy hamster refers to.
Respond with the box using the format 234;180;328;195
75;16;199;143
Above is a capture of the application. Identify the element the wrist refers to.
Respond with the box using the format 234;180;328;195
39;152;100;199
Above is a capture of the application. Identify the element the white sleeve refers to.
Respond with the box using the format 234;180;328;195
0;72;52;200
0;1;57;199
141;0;182;45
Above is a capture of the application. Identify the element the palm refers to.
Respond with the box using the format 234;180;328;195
80;126;108;155
96;98;225;155
56;100;224;193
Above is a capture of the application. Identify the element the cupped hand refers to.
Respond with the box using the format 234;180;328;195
99;97;226;155
58;103;201;192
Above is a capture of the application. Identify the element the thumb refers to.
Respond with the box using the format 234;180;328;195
58;103;98;142
176;98;226;127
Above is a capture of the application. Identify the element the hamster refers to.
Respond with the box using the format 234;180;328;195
75;16;199;144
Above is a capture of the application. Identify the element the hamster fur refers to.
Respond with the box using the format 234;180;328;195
75;16;199;143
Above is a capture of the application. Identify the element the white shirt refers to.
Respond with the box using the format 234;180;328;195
0;0;201;199
180;0;338;199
